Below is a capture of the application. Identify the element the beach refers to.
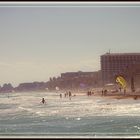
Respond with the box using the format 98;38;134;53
67;89;140;100
0;91;140;138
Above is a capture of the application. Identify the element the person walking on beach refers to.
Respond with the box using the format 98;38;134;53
69;91;72;97
101;90;104;96
87;91;91;96
119;87;122;92
134;95;138;100
60;93;62;98
89;91;92;96
92;91;94;95
69;91;72;100
66;91;69;96
124;88;126;95
104;89;107;96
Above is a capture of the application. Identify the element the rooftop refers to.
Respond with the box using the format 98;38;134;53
101;53;140;56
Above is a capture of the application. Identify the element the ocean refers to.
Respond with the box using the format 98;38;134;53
0;91;140;138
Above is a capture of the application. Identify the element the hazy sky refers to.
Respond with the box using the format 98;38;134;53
0;2;140;87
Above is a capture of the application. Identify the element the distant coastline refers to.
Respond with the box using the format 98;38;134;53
0;71;102;93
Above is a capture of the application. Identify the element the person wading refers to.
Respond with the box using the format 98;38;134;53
41;98;46;104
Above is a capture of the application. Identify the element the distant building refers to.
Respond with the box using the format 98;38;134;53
100;53;140;85
61;71;98;79
60;71;102;89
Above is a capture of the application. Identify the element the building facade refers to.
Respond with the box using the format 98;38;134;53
60;71;102;89
61;71;98;79
100;53;140;85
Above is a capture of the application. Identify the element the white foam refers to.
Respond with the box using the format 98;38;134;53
76;117;81;120
18;106;32;111
65;117;69;120
134;126;140;130
1;92;140;118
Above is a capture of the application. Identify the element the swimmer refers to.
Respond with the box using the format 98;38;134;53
41;98;46;104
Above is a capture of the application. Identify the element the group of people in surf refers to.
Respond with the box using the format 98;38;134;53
60;91;76;100
63;91;75;100
41;91;74;104
101;89;108;96
87;90;94;96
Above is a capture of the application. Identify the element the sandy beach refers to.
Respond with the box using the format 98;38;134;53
108;94;140;100
70;90;140;100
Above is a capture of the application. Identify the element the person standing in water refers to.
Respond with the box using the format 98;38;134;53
41;98;46;104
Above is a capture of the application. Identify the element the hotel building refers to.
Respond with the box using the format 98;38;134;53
100;53;140;85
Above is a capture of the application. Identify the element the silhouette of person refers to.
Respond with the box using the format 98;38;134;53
119;87;122;92
69;91;72;97
101;90;104;96
134;95;138;100
41;98;46;104
124;88;126;95
69;91;72;100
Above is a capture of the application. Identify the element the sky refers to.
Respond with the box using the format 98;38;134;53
0;2;140;87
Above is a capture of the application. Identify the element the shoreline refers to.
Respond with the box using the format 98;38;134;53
4;90;140;100
71;91;140;100
106;94;140;100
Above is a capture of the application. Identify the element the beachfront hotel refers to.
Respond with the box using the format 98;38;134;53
100;53;140;86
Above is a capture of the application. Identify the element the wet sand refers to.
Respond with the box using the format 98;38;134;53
108;94;140;100
71;91;140;100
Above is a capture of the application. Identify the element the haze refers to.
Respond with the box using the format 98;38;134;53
0;2;140;86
